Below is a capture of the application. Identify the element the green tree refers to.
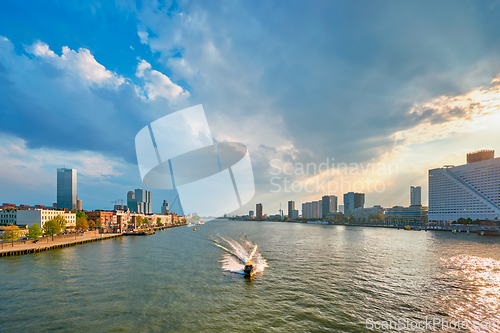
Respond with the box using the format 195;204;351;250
76;217;89;230
95;218;102;228
28;223;43;240
43;220;61;241
76;211;87;219
3;225;21;246
88;220;96;229
157;217;163;226
52;215;68;230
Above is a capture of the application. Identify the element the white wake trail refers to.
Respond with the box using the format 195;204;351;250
215;236;268;276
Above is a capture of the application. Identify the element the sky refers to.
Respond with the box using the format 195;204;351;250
1;0;500;215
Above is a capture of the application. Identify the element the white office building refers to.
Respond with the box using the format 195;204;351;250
429;150;500;223
17;210;76;228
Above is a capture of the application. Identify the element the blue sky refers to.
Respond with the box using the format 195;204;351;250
1;0;500;215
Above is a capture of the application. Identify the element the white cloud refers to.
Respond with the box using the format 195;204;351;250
25;41;125;88
138;30;149;44
135;59;190;101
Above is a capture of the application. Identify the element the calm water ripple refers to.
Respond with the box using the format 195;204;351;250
2;221;500;332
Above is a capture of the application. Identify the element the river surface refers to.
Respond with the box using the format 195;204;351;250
2;220;500;332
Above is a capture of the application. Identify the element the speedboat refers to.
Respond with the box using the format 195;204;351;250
243;261;254;276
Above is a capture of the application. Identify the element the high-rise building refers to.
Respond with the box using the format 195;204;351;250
429;151;500;223
322;195;338;217
135;188;152;214
287;201;295;217
291;210;299;219
339;205;344;214
343;192;365;218
127;189;152;214
249;210;254;218
256;203;263;218
161;200;169;214
57;168;77;210
127;191;137;212
410;186;422;206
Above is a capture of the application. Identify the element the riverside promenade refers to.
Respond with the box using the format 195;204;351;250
0;232;122;257
0;223;188;257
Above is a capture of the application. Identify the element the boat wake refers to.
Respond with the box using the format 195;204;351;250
213;236;268;276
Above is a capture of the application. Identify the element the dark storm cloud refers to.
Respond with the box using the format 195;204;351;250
138;0;500;166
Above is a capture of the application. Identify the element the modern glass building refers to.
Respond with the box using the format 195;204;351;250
410;186;422;206
287;200;295;218
321;195;338;217
429;151;500;223
343;192;365;218
57;168;77;210
127;188;152;214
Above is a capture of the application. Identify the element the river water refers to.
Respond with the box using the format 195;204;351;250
2;220;500;332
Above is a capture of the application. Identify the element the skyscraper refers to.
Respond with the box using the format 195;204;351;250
135;188;152;214
256;203;263;218
127;191;137;212
57;168;77;210
127;189;152;214
322;195;338;217
410;186;422;206
161;200;169;214
343;192;365;218
288;201;295;218
429;151;500;223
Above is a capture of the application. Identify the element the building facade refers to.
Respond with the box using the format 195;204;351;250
57;168;77;210
384;205;428;224
429;151;500;223
410;186;422;206
353;205;385;222
17;209;76;228
288;201;295;218
127;189;152;214
86;211;114;229
256;203;263;218
321;195;338;217
343;192;365;218
161;200;169;214
0;209;17;225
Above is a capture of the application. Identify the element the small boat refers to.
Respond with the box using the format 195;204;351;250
243;261;254;276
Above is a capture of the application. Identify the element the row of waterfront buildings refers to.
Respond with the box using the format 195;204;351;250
0;204;184;231
252;150;500;224
1;167;185;230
